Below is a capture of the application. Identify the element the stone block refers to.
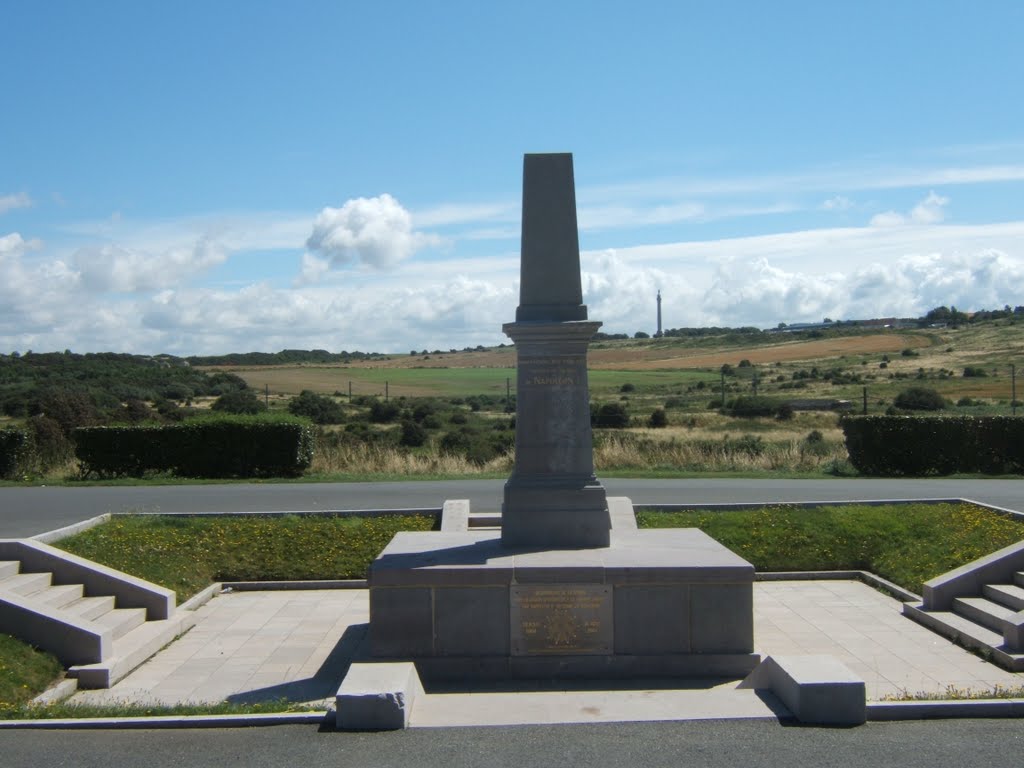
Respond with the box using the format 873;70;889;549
369;587;433;657
335;662;423;731
435;586;509;656
613;585;689;655
740;655;866;726
690;584;754;653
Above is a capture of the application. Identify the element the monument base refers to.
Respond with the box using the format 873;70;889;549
368;510;759;682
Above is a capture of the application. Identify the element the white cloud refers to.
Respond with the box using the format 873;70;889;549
306;194;440;269
869;210;908;227
0;192;32;214
870;190;949;227
699;249;1024;328
72;236;228;293
0;232;41;260
910;191;949;224
821;195;853;211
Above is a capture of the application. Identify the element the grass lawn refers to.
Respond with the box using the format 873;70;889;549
638;502;1024;594
56;513;436;598
0;634;62;712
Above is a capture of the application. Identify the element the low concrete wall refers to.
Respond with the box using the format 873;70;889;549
0;539;175;620
0;591;109;665
923;540;1024;611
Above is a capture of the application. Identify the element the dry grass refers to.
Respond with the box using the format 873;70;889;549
593;433;846;473
310;441;514;476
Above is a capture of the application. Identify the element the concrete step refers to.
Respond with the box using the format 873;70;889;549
95;607;147;639
70;610;198;689
63;595;117;621
0;571;52;596
0;561;19;579
983;583;1024;612
902;602;1024;671
34;583;86;609
1014;572;1024;588
953;596;1017;633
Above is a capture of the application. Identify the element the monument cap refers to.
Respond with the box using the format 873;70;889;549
516;153;589;322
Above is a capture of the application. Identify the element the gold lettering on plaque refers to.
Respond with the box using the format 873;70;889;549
510;584;612;655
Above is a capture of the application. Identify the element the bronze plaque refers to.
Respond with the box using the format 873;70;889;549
510;584;612;655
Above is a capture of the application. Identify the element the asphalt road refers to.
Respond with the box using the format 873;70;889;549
1;477;1022;538
2;718;1023;768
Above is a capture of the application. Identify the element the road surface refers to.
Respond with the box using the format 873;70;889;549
1;477;1021;537
2;718;1023;768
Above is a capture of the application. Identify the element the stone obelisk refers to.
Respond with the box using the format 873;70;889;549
501;153;611;549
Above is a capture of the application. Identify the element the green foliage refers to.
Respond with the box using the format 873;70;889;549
287;390;345;424
211;388;266;414
649;408;668;428
56;513;436;597
637;502;1024;594
592;402;630;428
74;416;314;479
842;415;1024;476
399;420;428;447
439;425;513;465
723;396;780;418
0;428;31;479
893;386;946;411
368;399;401;423
963;366;989;378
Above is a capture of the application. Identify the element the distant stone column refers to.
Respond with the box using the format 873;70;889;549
502;153;610;549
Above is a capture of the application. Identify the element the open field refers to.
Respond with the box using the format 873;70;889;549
212;323;1023;413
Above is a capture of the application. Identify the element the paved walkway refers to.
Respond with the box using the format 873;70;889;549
70;581;1024;723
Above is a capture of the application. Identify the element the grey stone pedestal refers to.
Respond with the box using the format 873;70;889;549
367;511;759;682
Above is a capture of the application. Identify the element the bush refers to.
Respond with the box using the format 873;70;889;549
592;402;630;428
963;366;989;378
211;389;266;414
74;416;314;479
893;387;946;411
0;428;31;479
648;408;668;428
399;420;428;447
724;396;779;418
841;415;1024;476
368;399;401;423
288;390;345;424
620;383;636;393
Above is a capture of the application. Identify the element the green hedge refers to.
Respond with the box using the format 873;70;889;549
0;428;31;479
74;417;314;479
842;415;1024;476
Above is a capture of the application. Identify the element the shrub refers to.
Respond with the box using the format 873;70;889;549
775;403;795;421
288;390;345;424
893;387;946;411
211;389;266;414
620;383;636;393
399;420;428;447
841;415;1024;476
648;408;668;428
74;416;314;479
724;396;779;418
963;366;988;378
368;399;401;423
593;402;630;428
0;428;31;479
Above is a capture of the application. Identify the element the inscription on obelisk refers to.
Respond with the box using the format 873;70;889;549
501;153;610;549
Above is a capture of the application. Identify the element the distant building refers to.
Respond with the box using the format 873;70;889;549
655;290;663;337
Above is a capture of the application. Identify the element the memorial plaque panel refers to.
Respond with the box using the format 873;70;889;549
510;584;612;655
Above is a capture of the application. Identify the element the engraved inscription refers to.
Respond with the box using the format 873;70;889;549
520;356;582;388
510;584;612;655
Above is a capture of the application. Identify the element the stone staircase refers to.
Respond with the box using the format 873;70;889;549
0;539;197;688
903;542;1024;672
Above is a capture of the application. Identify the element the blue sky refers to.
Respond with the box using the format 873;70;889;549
2;1;1024;355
